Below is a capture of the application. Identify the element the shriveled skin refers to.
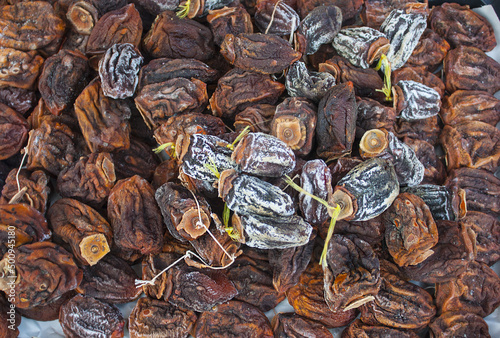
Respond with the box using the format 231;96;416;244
323;235;381;312
227;253;285;312
445;167;500;217
210;68;284;119
272;312;333;338
407;28;451;71
361;0;418;29
429;311;491;338
74;78;131;153
26;120;79;176
440;90;500;126
220;33;301;74
8;242;82;309
460;211;500;266
285;61;336;103
394;80;441;121
235;104;275;134
429;3;496;52
401;185;464;221
254;1;299;35
319;56;385;101
331;216;385;246
39;49;90;115
0;48;44;90
0;1;66;55
360;270;436;330
403;138;447;185
297;5;342;55
99;43;143;99
77;254;142;303
395;115;441;145
138;58;218;90
399;220;476;283
268;235;315;294
392;66;445;97
232;132;296;177
440;121;500;172
47;198;112;265
87;4;142;54
168;264;238;312
355;97;396;138
444;46;500;94
111;138;158;181
342;318;420;338
0;169;50;213
194;300;274;338
316;81;357;160
107;175;164;255
143;10;214;61
135;78;208;129
17;291;76;322
287;260;357;328
0;86;36;115
129;297;197;338
0;102;29;161
57;152;116;208
59;295;125;338
435;260;500;317
207;6;253;46
299;159;331;225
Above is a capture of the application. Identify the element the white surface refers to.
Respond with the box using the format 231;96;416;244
16;5;500;338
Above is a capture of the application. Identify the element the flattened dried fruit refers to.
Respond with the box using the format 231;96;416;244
108;175;164;255
143;11;214;61
0;86;36;116
26;119;79;176
272;312;333;338
227;251;285;312
138;58;218;89
407;28;450;71
392;65;445;98
111;138;158;181
440;121;500;172
99;43;143;99
194;300;273;338
355;97;396;138
460;211;500;266
444;46;500;94
0;1;65;55
207;6;253;46
210;68;285;119
77;254;142;303
297;5;342;55
429;311;491;338
48;198;113;266
332;27;389;69
299;159;332;225
323;234;381;311
285;61;336;103
0;48;44;90
129;297;197;338
393;80;441;121
231;213;312;249
0;169;50;213
380;9;427;69
440;90;500;126
38;49;90;116
59;295;125;338
360;270;436;330
135;78;208;129
403;137;447;185
316;82;357;160
234;104;275;134
429;3;496;51
0;242;82;309
232;132;296;177
86;4;142;55
218;169;294;218
57;152;116;207
254;1;299;35
0;102;28;160
220;33;301;74
435;260;500;317
155;182;211;242
342;318;419;338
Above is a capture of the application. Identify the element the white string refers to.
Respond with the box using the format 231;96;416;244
16;147;28;192
265;0;282;35
134;190;237;288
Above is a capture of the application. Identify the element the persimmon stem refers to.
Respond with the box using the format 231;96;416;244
319;205;341;267
374;54;392;101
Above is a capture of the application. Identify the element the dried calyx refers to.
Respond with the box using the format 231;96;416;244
79;233;110;266
273;116;306;150
359;129;389;157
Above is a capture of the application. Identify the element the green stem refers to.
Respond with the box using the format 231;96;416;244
176;0;191;18
227;126;250;151
283;175;333;211
374;54;392;101
153;142;176;158
319;205;341;268
203;156;220;179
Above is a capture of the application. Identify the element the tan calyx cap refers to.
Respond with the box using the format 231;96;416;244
272;116;306;150
177;208;210;240
67;1;98;35
329;189;355;221
79;233;110;266
359;129;389;158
